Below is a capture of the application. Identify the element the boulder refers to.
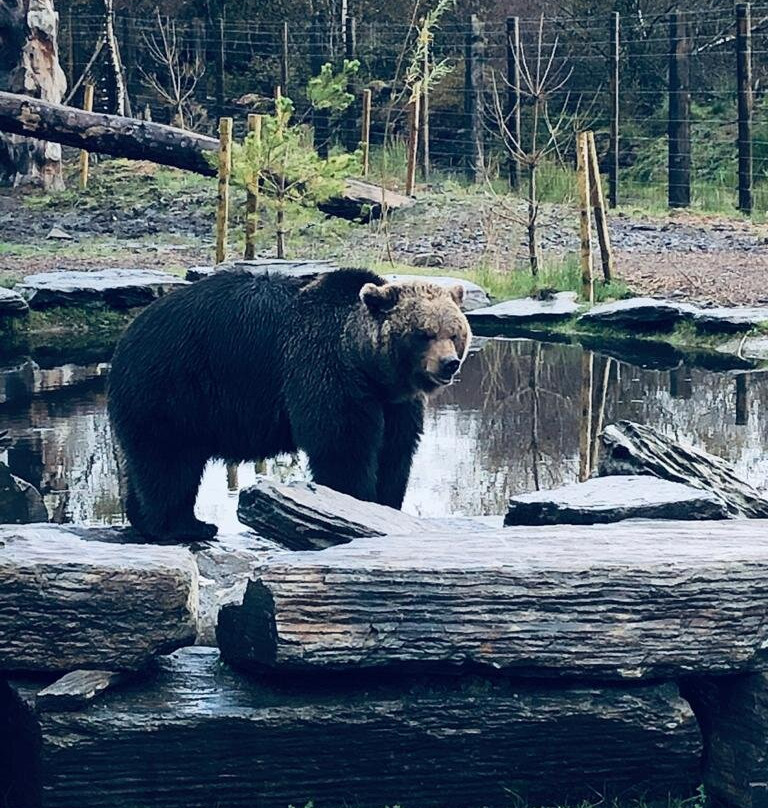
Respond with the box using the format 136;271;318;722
504;475;727;526
0;465;48;523
383;273;490;311
467;292;579;326
578;297;700;329
14;269;188;310
237;478;490;551
695;306;768;333
0;287;29;316
2;646;702;808
0;523;197;672
218;520;768;679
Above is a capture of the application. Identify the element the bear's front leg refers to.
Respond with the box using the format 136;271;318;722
292;399;384;503
376;398;425;509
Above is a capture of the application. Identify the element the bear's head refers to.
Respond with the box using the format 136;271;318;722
358;280;472;398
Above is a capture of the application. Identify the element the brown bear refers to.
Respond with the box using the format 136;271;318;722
107;268;471;542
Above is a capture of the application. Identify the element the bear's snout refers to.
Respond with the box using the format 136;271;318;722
439;356;461;379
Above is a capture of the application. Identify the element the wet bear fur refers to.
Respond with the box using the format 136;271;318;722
107;268;472;542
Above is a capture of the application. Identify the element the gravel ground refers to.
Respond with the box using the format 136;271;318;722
2;166;768;306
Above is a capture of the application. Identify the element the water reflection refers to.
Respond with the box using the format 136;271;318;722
1;338;767;525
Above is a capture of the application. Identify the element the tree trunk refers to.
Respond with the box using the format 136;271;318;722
103;0;130;116
0;90;218;174
0;0;67;190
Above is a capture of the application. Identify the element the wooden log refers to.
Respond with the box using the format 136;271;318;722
237;478;487;551
3;647;703;808
317;178;416;221
0;90;219;175
0;524;197;673
599;420;768;518
218;520;768;679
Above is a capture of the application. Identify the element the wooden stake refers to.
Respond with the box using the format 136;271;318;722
609;11;620;208
668;10;691;208
79;83;94;191
215;116;233;265
244;113;262;260
280;21;289;99
405;93;421;197
226;462;239;492
506;17;521;190
736;3;753;215
422;31;430;183
586;131;614;284
577;131;594;303
361;88;371;178
578;349;594;483
464;15;484;184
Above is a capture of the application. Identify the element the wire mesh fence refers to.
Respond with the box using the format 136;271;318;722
57;5;768;211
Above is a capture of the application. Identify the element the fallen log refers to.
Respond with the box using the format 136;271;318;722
317;177;415;221
599;420;768;518
0;523;197;673
218;521;768;678
0;91;218;175
2;646;702;808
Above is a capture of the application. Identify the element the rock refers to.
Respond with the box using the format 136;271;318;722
237;478;489;551
504;475;727;526
694;306;768;333
466;292;579;326
35;669;128;711
578;297;700;329
717;335;768;361
0;464;48;523
383;273;490;311
14;269;188;310
45;226;72;240
218;520;768;679
0;287;29;316
599;421;768;518
2;646;702;808
185;259;337;282
0;523;197;673
411;252;445;267
318;178;416;221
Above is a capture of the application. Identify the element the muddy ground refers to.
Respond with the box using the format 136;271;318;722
2;160;768;306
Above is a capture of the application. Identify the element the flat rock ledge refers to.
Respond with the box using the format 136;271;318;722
578;297;700;329
467;291;579;325
2;646;702;808
504;474;728;526
383;274;490;311
0;523;197;672
14;269;188;310
0;287;29;317
694;305;768;332
185;259;337;282
218;520;768;679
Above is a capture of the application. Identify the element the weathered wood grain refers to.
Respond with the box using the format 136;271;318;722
219;521;768;679
3;647;702;808
237;478;489;550
0;524;197;672
599;420;768;517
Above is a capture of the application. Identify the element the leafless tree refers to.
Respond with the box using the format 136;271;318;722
487;17;580;275
139;11;205;130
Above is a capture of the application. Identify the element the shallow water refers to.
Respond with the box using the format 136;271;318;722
2;337;767;529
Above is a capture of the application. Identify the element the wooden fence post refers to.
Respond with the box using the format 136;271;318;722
668;10;691;208
361;88;371;178
577;131;594;303
736;3;753;215
215;116;233;264
405;94;421;196
586;131;614;283
506;16;521;190
578;349;594;482
280;21;289;99
79;83;94;191
310;13;330;159
344;16;358;152
215;13;226;113
244;113;262;260
464;15;484;184
422;26;431;183
226;462;239;491
609;11;620;208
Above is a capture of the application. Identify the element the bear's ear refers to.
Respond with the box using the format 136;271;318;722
360;282;399;313
449;285;465;306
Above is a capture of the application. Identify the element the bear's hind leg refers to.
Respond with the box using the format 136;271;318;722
125;449;215;542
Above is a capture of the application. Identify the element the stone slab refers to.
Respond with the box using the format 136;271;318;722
467;292;579;325
14;269;188;310
578;297;700;329
504;475;728;526
0;287;29;316
0;523;197;673
185;259;337;282
35;669;128;711
694;306;768;333
218;520;768;679
383;274;490;311
2;647;701;808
